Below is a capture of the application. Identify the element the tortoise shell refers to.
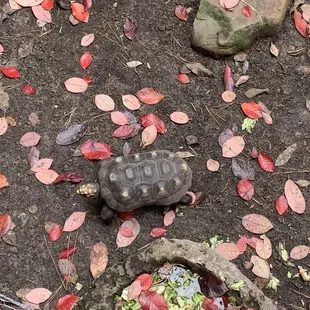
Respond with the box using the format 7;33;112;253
97;150;192;212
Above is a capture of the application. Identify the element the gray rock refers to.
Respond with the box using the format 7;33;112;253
77;238;279;309
192;0;291;57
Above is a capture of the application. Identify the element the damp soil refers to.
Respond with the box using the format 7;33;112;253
0;0;309;309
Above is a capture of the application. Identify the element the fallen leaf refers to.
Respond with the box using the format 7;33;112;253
218;128;233;147
53;173;85;184
2;230;17;246
81;33;94;46
139;291;168;310
242;214;273;234
275;195;289;215
235;75;250;87
0;214;11;237
236;235;248;254
176;73;190;84
245;88;269;98
56;124;87;146
237;179;254;200
21;84;36;95
116;218;140;247
59;245;78;259
31;158;53;172
206;159;220;172
64;77;88;93
28;112;39;126
0;89;10;112
220;0;239;10
128;280;142;301
294;9;308;38
202;297;219;310
251;146;259;158
136;88;164;104
185;62;214;77
111;111;128;126
9;0;22;9
285;179;306;214
270;42;279;57
0;117;8;135
25;288;52;304
150;227;167;238
63;212;86;232
83;0;92;10
112;124;141;139
80;52;92;70
58;259;77;282
306;99;310;111
256;235;272;260
15;0;44;6
250;255;270;279
221;91;236;103
141;125;157;148
261;111;273;125
135;274;153;290
140;114;166;134
222;136;245;158
0;174;9;189
20;132;41;147
126;60;143;68
241;102;262;119
49;224;63;241
28;147;39;167
44;222;58;234
71;2;89;22
41;0;53;10
90;241;108;279
1;67;20;78
32;5;52;23
242;5;252;17
295;179;310;187
164;210;175;226
55;295;79;310
121;94;140;110
301;3;310;21
119;226;134;237
290;245;310;260
123;17;137;40
215;243;240;261
275;143;297;166
117;211;134;221
231;158;255;180
175;5;190;21
35;169;59;184
80;140;112;160
258;153;275;172
224;64;234;91
94;94;115;111
170;111;189;124
176;151;195;158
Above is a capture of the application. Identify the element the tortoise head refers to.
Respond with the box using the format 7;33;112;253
77;183;100;198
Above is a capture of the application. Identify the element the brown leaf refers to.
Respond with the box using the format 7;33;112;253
90;241;108;279
245;88;269;98
255;234;272;260
290;245;310;260
285;180;306;214
250;255;270;279
215;243;240;261
242;214;273;234
185;62;214;77
140;125;157;148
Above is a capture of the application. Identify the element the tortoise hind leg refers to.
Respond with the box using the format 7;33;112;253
101;204;115;222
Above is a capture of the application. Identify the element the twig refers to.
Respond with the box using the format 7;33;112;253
163;47;188;63
290;289;310;299
43;285;62;310
286;304;304;310
240;0;263;23
270;170;310;177
202;102;221;126
83;113;108;124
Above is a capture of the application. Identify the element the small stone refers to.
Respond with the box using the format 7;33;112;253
234;53;248;62
28;205;38;214
186;135;199;145
157;25;165;32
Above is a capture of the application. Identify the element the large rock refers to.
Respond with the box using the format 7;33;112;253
192;0;291;57
77;238;280;309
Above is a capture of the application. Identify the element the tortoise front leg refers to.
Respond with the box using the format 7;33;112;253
100;204;115;221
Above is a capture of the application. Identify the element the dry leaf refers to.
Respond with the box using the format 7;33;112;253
245;88;269;98
0;117;8;136
126;61;142;68
270;42;279;57
290;245;310;260
242;214;273;234
235;75;250;87
222;136;245;158
215;243;240;261
206;159;220;172
275;143;297;166
95;94;115;111
35;169;58;184
185;62;214;77
116;219;140;248
295;179;310;187
20;132;41;147
250;255;270;279
285;180;306;214
63;212;86;232
163;210;175;226
81;33;94;46
170;111;189;124
255;234;272;260
90;241;108;279
64;77;88;93
140;125;157;148
25;288;52;304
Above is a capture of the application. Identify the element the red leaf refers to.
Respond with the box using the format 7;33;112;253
80;140;112;160
41;0;53;10
215;242;240;261
1;67;20;78
135;274;153;290
83;76;92;83
83;0;92;10
53;173;85;184
117;211;134;221
49;224;63;241
241;102;262;119
0;174;9;189
163;210;175;226
251;146;259;158
176;73;190;84
242;5;252;17
0;214;11;238
112;124;140;139
136;88;164;105
150;227;167;238
55;294;79;310
119;226;134;237
71;3;89;22
175;5;189;21
237;179;254;200
80;52;92;70
140;114;166;134
224;64;234;91
111;111;128;125
294;9;308;38
275;195;288;215
123;17;137;40
139;290;168;310
236;235;248;254
21;84;36;95
128;280;142;300
202;297;220;310
257;153;275;172
59;245;78;259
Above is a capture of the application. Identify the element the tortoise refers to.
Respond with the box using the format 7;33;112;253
77;150;193;220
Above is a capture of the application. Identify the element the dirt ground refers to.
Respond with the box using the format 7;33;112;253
0;0;310;309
